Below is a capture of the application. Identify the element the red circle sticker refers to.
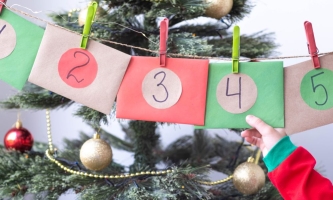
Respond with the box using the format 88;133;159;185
58;48;98;88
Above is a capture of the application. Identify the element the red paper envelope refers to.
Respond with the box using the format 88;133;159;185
116;56;209;125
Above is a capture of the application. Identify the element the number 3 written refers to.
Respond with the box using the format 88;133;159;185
153;71;169;103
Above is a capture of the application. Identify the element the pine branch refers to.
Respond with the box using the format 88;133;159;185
163;130;253;176
0;147;212;199
210;181;283;200
190;130;215;166
64;125;135;152
163;135;193;165
148;32;213;57
0;83;72;110
0;91;72;110
171;23;229;37
225;0;253;23
129;121;160;172
208;31;279;58
0;128;281;199
100;128;135;152
0;149;69;199
145;0;206;21
74;106;109;126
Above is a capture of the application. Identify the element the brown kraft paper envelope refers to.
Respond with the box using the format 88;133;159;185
29;24;131;114
285;54;333;134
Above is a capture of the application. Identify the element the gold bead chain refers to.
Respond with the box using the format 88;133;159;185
46;109;54;153
196;175;233;186
45;109;233;184
45;149;174;178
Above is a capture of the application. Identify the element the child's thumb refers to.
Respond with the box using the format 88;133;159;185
245;115;274;136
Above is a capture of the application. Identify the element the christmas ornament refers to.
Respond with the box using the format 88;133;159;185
78;7;88;26
80;133;112;171
233;157;265;195
205;0;233;19
78;5;106;26
4;120;34;152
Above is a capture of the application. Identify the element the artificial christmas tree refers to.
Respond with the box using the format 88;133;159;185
0;0;281;199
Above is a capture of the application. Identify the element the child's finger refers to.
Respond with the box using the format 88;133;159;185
244;136;262;148
241;128;262;138
245;115;275;136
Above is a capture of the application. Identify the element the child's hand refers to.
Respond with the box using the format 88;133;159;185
241;115;286;157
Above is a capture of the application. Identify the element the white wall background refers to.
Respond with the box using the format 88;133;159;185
1;0;333;199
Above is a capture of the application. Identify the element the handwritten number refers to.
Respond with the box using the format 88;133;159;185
0;25;6;34
311;72;328;106
226;77;242;109
153;71;169;103
67;51;90;83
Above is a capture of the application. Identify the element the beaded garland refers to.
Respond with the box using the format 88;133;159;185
45;109;233;185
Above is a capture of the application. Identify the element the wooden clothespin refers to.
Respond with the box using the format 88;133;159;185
159;18;169;67
80;1;98;49
304;21;320;69
0;0;7;15
232;25;240;73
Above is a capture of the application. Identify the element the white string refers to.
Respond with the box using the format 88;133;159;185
9;4;43;14
100;21;159;45
1;2;159;48
2;1;333;60
1;2;79;23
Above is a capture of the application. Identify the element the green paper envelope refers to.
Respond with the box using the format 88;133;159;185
0;9;44;90
197;61;284;129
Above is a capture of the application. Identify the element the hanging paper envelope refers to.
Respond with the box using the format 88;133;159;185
28;24;131;114
116;18;209;125
196;61;284;129
285;54;333;134
116;56;209;125
0;8;44;90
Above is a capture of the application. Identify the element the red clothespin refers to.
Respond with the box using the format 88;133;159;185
159;18;169;67
0;0;7;15
304;21;320;69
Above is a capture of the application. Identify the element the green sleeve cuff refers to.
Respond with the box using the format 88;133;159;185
263;136;297;172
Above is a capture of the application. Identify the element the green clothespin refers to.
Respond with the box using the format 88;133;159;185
232;25;240;73
80;1;98;49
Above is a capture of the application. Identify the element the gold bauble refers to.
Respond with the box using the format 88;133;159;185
78;7;88;26
80;133;112;171
78;5;106;26
205;0;233;19
233;157;266;195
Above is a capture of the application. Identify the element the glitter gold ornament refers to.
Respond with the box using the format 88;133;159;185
205;0;233;20
80;133;112;171
233;157;265;195
78;4;106;26
78;7;88;26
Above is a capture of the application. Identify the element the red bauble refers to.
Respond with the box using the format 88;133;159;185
4;121;34;152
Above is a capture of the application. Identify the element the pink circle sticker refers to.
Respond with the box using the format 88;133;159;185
58;48;98;88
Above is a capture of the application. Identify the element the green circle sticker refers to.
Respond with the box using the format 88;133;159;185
300;68;333;110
